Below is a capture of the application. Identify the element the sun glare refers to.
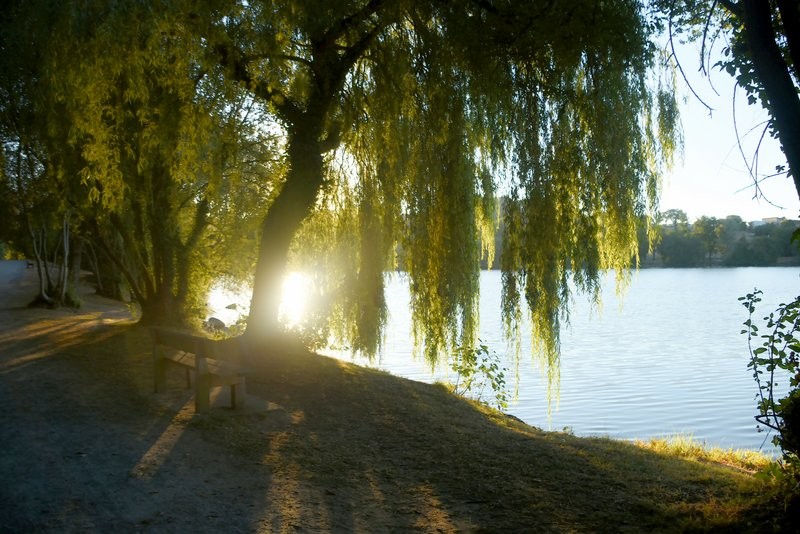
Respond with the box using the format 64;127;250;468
205;273;313;329
279;272;312;328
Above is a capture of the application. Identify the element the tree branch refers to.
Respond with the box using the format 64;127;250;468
318;0;387;51
243;51;313;69
716;0;741;17
340;22;383;77
213;42;303;124
668;12;714;112
699;0;719;76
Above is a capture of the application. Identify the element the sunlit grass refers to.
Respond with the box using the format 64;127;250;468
636;434;774;473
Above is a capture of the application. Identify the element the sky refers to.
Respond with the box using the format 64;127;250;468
659;42;799;223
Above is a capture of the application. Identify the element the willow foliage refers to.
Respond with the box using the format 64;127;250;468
7;0;679;382
246;0;680;371
20;0;281;323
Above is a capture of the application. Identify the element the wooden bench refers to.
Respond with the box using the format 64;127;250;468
150;327;246;413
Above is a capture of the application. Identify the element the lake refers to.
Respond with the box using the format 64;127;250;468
320;268;799;455
209;267;799;454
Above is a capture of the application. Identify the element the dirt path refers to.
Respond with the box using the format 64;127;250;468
0;263;294;532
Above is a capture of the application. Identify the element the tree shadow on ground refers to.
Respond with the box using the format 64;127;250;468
0;312;780;532
228;348;774;532
0;319;281;532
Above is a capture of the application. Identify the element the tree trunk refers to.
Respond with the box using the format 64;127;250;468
84;240;104;294
740;0;800;199
59;212;70;304
245;120;326;345
29;224;53;306
776;0;800;83
69;237;84;297
175;198;210;323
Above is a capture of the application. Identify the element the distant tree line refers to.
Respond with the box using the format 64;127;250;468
473;205;799;270
637;209;800;268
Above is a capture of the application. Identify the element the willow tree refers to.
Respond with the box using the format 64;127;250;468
17;0;279;325
0;0;88;307
193;0;678;367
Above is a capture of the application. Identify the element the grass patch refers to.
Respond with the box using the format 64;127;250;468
637;434;774;473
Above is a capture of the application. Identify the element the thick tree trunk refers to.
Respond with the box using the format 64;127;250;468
740;0;800;200
776;0;800;82
245;120;326;345
139;291;179;326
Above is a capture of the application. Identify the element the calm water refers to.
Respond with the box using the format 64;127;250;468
324;268;800;454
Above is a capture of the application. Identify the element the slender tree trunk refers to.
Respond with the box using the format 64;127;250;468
90;220;145;304
245;119;326;345
59;212;70;304
85;240;104;294
175;199;210;320
41;226;53;292
740;0;800;199
69;237;84;298
29;224;53;305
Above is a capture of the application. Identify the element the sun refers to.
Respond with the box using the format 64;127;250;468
279;272;312;328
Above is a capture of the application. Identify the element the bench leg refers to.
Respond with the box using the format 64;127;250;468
195;372;211;413
231;377;246;410
153;347;167;393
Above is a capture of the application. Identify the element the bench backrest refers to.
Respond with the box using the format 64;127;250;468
149;326;249;368
150;327;211;357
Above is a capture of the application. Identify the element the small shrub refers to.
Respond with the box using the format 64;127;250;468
740;289;800;504
449;341;509;411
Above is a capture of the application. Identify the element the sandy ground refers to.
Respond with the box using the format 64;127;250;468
0;262;303;532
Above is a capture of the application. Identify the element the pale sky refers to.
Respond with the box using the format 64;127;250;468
659;42;799;223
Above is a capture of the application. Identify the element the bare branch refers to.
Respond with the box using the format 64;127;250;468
749;119;769;185
732;83;755;179
730;84;787;207
699;0;719;76
244;52;313;69
668;13;714;113
703;24;725;97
